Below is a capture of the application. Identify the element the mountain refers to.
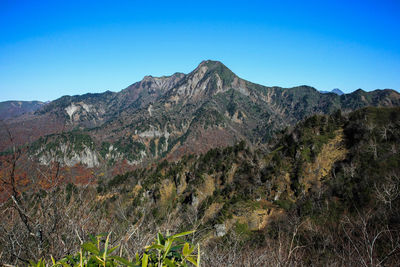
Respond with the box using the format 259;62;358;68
320;88;344;95
1;60;400;173
331;88;344;95
2;106;399;265
0;100;45;120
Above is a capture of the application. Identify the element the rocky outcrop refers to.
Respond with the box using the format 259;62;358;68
36;144;99;168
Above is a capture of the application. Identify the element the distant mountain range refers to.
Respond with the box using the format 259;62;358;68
0;100;45;120
1;60;399;172
320;88;344;95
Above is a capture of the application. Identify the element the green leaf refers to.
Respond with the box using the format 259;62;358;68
103;232;111;261
182;243;190;257
58;256;73;266
142;253;149;267
51;255;56;265
169;230;195;240
108;244;119;255
82;242;100;255
145;244;164;250
136;252;140;262
163;258;176;267
157;232;164;245
111;256;135;267
170;244;184;251
186;256;198;266
163;239;173;259
183;243;195;257
93;255;105;265
57;257;70;265
89;234;97;244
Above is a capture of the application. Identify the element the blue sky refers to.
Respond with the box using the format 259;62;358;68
0;0;399;101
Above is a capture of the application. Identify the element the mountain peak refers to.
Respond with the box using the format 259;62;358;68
320;88;344;95
198;59;224;68
142;75;154;81
197;60;233;74
194;60;237;84
331;88;344;95
165;60;241;102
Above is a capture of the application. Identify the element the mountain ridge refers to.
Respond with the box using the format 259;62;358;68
0;100;45;120
1;60;400;170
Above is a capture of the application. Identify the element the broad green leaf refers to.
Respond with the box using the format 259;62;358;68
110;256;135;267
57;257;69;263
136;252;140;262
57;256;72;266
89;234;97;244
164;258;176;267
170;244;184;252
186;256;198;266
142;253;149;267
182;243;190;257
183;243;195;257
82;242;100;255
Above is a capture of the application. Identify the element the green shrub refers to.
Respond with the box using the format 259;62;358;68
29;231;200;267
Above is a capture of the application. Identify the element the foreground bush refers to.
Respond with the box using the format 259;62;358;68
29;231;200;267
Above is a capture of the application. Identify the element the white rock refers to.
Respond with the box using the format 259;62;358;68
215;224;226;237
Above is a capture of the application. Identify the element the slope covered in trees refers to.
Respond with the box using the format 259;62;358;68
1;107;400;265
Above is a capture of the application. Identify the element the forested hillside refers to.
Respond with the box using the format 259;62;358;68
2;107;399;266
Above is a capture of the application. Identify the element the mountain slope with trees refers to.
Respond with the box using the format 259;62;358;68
1;106;399;265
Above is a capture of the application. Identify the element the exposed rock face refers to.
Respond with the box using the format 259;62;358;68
65;103;80;119
38;146;99;168
301;130;348;192
33;136;100;168
214;224;227;237
64;102;102;122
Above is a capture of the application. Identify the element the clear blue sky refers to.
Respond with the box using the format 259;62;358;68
0;0;399;101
